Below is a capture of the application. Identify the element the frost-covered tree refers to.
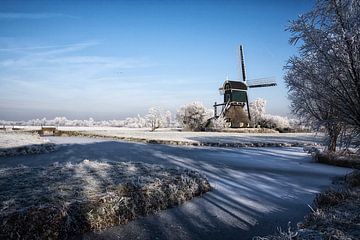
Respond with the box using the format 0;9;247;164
285;0;360;151
53;117;67;126
145;107;163;131
176;102;211;131
164;110;172;128
84;117;95;127
124;115;147;128
39;118;47;126
248;98;291;129
249;98;267;127
0;110;170;129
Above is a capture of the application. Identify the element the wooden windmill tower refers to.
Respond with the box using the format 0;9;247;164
213;45;277;128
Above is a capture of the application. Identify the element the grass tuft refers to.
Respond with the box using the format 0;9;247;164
0;160;211;239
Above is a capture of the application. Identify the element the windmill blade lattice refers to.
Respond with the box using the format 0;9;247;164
247;77;277;88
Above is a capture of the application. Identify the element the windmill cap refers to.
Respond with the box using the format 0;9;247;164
219;80;248;91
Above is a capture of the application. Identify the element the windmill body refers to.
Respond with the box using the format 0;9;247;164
213;45;277;128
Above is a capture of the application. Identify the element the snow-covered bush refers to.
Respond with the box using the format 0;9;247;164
262;114;290;129
176;102;211;131
249;98;292;130
208;116;227;130
288;118;311;132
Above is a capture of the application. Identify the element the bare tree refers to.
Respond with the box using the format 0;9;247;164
285;0;360;151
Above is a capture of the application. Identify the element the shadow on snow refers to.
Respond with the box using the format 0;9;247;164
0;137;350;240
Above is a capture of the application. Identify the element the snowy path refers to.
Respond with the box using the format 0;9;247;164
0;137;351;240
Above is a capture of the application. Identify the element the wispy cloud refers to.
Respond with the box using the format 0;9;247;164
0;38;170;119
35;41;100;56
0;54;156;69
0;12;79;19
46;56;158;68
0;39;159;82
0;41;99;53
0;39;158;70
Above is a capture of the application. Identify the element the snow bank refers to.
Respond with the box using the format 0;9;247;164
0;160;211;239
0;132;55;157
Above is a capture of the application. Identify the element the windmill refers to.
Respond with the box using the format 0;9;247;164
213;45;277;128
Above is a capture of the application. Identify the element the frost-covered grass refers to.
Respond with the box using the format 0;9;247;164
0;160;211;239
48;127;323;147
0;131;55;157
315;151;360;169
299;171;360;239
0;131;46;148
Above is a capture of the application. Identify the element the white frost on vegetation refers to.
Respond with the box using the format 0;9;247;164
249;98;300;129
176;102;213;131
0;159;211;239
0;131;47;148
0;101;306;132
0;107;174;129
0;132;55;157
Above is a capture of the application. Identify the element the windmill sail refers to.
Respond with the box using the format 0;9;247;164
214;44;277;127
247;77;277;88
239;45;246;82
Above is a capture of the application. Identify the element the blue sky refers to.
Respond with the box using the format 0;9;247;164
0;0;314;120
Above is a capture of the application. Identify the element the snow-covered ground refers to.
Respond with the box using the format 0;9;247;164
0;160;210;239
0;131;54;157
7;126;324;147
23;126;324;147
0;131;48;148
0;136;350;239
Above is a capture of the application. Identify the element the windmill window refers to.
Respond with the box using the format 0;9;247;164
232;90;247;102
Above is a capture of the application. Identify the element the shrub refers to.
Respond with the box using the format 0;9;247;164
263;114;290;129
207;116;227;130
176;102;211;131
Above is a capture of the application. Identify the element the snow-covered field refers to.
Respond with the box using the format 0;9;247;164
0;126;324;147
0;131;47;148
0;131;55;157
38;126;323;147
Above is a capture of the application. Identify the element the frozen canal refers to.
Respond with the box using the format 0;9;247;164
0;137;351;239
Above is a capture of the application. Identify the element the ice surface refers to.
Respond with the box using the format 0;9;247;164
0;136;350;239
